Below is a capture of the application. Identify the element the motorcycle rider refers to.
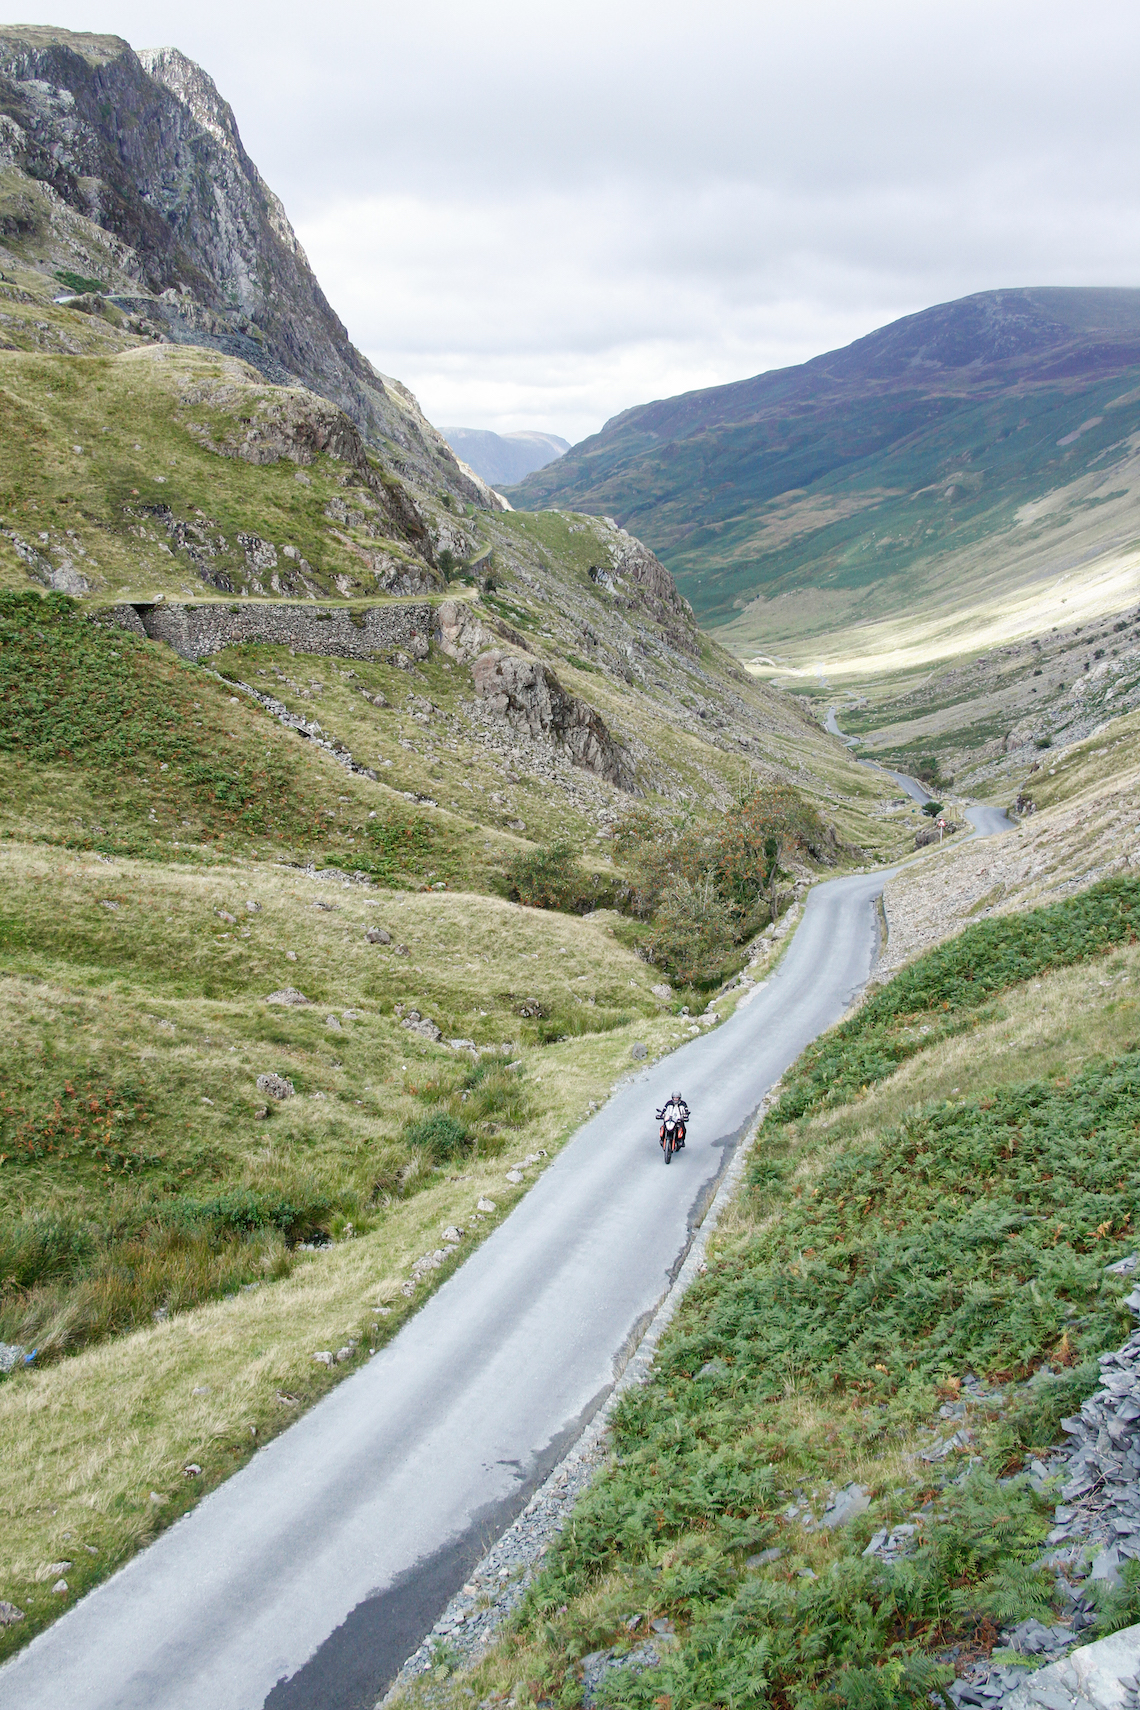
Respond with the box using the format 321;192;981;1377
657;1090;690;1151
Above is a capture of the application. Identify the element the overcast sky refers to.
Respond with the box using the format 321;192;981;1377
18;0;1140;440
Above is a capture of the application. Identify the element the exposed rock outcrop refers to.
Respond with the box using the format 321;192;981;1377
605;528;700;657
471;650;637;792
0;28;487;502
180;378;435;562
434;599;498;664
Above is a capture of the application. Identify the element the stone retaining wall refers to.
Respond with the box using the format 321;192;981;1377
94;600;435;661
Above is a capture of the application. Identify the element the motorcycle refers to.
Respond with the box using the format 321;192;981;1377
656;1105;687;1165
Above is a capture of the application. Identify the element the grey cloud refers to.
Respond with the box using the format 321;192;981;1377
21;0;1140;439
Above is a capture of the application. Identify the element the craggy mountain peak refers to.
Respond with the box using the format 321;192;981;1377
0;25;492;507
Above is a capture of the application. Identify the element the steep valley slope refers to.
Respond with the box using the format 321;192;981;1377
0;27;911;1664
508;288;1140;671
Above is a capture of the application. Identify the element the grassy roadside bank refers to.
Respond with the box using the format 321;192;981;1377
0;815;710;1658
399;878;1140;1708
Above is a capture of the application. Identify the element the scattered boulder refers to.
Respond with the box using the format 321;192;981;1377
263;988;312;1006
0;1601;24;1626
366;926;391;944
312;1351;334;1366
402;1011;441;1042
477;1197;496;1213
505;1169;524;1184
631;1042;648;1060
651;983;672;1002
256;1073;295;1100
821;1483;871;1528
216;909;236;925
245;900;261;912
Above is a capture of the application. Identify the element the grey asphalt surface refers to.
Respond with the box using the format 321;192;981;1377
826;706;1013;835
0;868;892;1710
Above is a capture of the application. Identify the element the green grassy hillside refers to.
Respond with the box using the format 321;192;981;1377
507;289;1140;664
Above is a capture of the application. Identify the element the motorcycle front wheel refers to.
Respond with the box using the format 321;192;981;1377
663;1131;674;1164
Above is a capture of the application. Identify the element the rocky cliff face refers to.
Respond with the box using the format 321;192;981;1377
0;26;490;505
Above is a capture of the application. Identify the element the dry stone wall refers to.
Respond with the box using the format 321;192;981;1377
97;599;435;662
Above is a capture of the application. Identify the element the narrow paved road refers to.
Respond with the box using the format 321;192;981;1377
826;706;1013;838
1;871;893;1710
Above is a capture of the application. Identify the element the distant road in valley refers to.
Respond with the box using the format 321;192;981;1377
0;804;1012;1710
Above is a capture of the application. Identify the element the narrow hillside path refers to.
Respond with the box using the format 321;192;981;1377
0;795;1011;1710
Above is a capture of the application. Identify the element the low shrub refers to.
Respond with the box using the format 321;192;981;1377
403;1110;472;1161
504;839;585;911
646;873;735;986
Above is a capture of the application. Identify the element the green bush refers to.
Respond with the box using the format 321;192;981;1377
504;839;585;911
404;1111;472;1160
646;873;735;986
54;268;105;296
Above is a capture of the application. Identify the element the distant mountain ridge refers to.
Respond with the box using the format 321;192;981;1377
0;26;490;506
507;287;1140;650
442;427;569;487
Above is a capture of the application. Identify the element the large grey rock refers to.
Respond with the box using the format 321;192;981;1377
821;1483;871;1528
0;1600;24;1626
263;988;311;1007
471;650;637;792
435;599;497;664
256;1073;294;1101
0;1343;25;1374
1003;1623;1140;1708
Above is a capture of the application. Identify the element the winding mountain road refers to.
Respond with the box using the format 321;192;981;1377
0;804;1008;1710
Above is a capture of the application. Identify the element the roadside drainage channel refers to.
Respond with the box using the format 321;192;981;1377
377;1093;769;1707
